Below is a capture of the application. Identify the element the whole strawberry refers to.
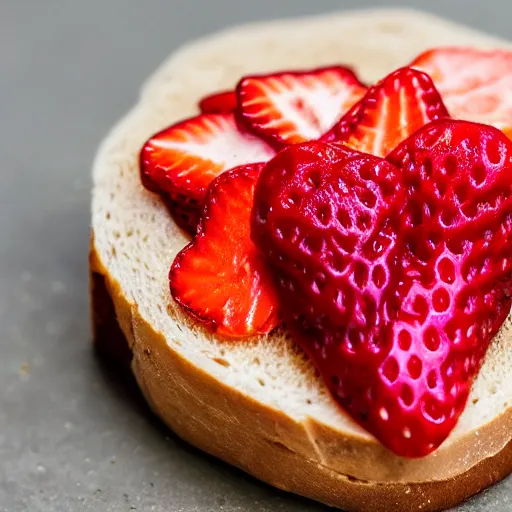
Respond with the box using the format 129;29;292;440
252;121;512;457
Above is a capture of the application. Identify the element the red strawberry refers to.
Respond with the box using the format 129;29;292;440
411;47;512;138
237;66;366;147
140;113;275;233
170;163;279;338
199;90;237;114
252;121;512;457
321;67;449;157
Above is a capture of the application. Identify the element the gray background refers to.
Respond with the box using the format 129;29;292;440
1;1;512;511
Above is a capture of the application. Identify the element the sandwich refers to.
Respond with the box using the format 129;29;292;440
90;9;512;511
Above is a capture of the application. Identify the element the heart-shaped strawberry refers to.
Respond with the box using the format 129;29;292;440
252;121;512;457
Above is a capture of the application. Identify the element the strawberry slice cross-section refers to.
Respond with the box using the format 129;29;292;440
170;163;279;338
237;66;366;147
140;112;275;233
411;47;512;137
322;67;449;157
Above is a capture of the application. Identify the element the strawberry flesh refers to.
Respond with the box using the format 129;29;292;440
321;67;449;157
411;47;512;138
140;113;275;233
199;90;237;114
252;122;512;457
171;163;279;338
238;66;366;147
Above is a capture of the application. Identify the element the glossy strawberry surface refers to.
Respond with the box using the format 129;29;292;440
321;67;449;157
252;122;512;457
170;163;279;338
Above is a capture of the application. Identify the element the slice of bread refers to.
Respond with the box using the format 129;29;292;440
89;8;512;511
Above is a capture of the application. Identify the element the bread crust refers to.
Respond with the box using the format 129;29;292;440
90;8;512;510
90;240;512;511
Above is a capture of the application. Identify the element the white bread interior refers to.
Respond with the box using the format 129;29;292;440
90;8;512;511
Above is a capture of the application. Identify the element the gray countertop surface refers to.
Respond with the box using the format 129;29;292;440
1;1;512;511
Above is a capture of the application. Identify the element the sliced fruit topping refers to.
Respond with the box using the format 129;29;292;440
321;67;449;157
237;66;366;147
170;163;279;338
199;90;237;114
411;47;512;137
140;113;275;233
252;122;512;457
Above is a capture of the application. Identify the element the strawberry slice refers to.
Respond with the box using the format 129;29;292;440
140;113;275;233
411;47;512;137
199;90;237;114
237;66;366;147
252;122;512;457
170;163;279;338
321;67;449;157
